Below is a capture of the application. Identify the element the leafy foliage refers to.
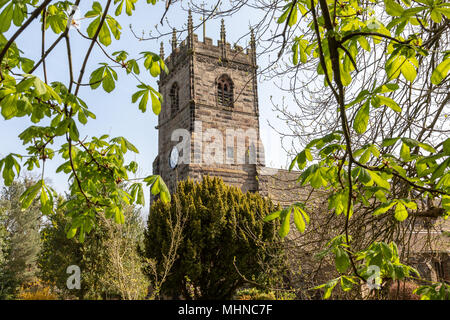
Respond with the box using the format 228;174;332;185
267;0;450;300
145;177;286;299
39;197;149;299
0;0;170;243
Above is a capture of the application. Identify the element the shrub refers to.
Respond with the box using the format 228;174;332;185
145;177;286;299
39;200;149;300
234;287;296;300
17;279;57;300
234;288;276;300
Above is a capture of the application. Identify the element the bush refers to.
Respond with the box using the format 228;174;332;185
39;199;149;300
145;177;286;299
234;287;296;300
17;279;57;300
234;288;276;300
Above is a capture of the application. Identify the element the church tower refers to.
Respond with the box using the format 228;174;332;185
153;12;264;193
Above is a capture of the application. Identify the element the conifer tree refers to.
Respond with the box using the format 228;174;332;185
145;177;286;300
0;180;42;298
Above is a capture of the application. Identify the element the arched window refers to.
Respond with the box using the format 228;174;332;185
170;82;179;114
217;75;233;107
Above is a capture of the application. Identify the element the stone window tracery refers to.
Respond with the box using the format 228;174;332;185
217;75;233;107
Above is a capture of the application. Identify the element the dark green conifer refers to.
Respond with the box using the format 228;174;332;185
145;176;286;299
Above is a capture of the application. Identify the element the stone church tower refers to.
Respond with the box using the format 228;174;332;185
151;13;449;285
153;12;265;193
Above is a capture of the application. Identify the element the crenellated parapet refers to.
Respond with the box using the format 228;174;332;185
160;16;257;86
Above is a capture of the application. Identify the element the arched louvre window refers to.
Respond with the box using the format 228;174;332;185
170;82;179;114
217;75;233;107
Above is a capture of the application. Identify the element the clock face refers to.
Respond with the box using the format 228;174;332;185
169;146;179;169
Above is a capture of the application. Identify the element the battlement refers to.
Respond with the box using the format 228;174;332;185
160;13;256;84
165;35;253;60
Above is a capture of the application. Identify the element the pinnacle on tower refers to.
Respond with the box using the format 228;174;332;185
250;28;255;50
250;27;256;65
187;9;194;48
160;42;164;60
220;19;227;59
220;19;226;44
171;28;177;51
188;9;193;30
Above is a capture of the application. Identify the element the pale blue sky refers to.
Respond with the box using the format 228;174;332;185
0;1;290;212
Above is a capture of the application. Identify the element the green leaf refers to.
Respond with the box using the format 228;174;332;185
373;201;396;215
67;226;77;239
114;207;125;224
123;137;139;153
16;77;35;93
106;16;121;40
69;119;79;141
293;206;306;233
368;171;391;190
323;278;339;299
401;7;425;17
288;5;298;27
417;142;436;153
136;184;145;206
430;9;442;23
292;42;299;65
401;199;417;210
400;142;411;161
1;154;21;186
102;68;116;92
346;90;370;108
358;167;373;184
87;16;100;36
139;91;149;112
279;208;291;238
277;4;291;24
146;175;171;203
359;148;371;164
150;61;160;77
89;66;105;89
436;7;450;19
78;110;87;124
376;95;401;112
33;77;47;96
384;0;404;17
430;158;450;181
20;180;43;209
431;59;450;85
443;138;450;155
353;100;370;134
382;137;400;147
40;185;53;215
335;247;351;273
442;195;450;214
0;94;18;120
394;202;408;221
150;90;161;115
357;36;371;52
0;3;13;32
341;276;357;292
401;58;418;82
264;210;281;222
386;55;403;80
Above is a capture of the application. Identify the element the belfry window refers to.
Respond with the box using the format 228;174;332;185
170;82;179;114
217;75;233;107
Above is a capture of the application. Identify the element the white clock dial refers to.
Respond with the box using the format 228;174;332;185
169;146;179;169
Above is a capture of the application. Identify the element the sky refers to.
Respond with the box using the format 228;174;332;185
0;1;292;213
